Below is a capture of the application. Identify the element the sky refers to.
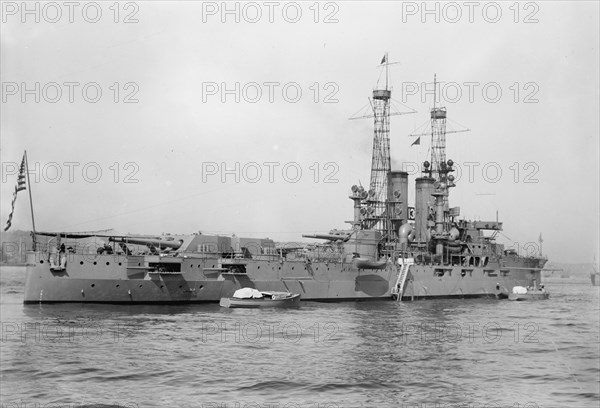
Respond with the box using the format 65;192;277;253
1;1;598;263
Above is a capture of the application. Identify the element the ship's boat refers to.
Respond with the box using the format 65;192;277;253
18;58;547;304
353;257;388;270
219;288;300;308
508;285;550;301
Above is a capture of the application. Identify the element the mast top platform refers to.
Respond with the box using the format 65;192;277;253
431;107;446;119
373;89;391;100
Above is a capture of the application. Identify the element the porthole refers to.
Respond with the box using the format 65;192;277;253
40;260;44;264
80;261;84;265
138;284;142;288
93;261;97;265
116;284;120;288
118;262;122;266
91;284;95;288
106;262;110;266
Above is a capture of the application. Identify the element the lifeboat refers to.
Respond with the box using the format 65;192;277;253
354;257;388;270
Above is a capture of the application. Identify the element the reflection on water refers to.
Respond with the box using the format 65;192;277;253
1;266;599;407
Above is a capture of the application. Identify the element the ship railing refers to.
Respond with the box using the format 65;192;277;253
30;243;345;264
32;235;196;257
282;248;342;263
34;241;100;255
405;246;495;268
30;241;139;262
312;254;343;263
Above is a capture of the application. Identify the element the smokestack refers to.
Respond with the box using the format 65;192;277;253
415;177;435;243
388;171;409;234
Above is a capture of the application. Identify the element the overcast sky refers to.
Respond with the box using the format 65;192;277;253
1;1;598;263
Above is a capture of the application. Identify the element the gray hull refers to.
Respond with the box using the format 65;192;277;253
23;252;543;303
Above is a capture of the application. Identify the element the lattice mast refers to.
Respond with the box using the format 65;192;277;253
423;75;457;256
349;54;415;237
365;53;392;231
429;75;448;180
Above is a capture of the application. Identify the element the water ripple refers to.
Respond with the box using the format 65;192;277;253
1;266;599;407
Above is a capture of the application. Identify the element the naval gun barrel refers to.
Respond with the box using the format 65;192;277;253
302;233;351;242
109;237;183;250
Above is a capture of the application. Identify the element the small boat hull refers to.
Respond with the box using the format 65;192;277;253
219;293;301;308
508;292;549;301
353;257;387;270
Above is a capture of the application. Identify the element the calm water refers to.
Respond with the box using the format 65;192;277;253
1;266;598;408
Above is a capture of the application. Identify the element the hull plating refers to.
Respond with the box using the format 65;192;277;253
23;252;543;303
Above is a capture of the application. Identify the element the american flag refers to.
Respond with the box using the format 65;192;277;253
4;154;27;231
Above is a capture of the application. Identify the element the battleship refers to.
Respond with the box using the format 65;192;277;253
20;57;547;303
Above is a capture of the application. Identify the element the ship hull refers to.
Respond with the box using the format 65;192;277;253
23;252;544;304
399;262;543;300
